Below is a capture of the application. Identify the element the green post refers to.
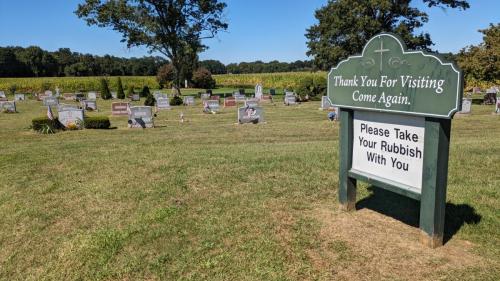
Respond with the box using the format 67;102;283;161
339;108;357;211
419;118;451;248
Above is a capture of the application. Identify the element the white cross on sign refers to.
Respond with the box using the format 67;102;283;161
374;40;390;71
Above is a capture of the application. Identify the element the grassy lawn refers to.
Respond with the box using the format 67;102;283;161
0;96;499;280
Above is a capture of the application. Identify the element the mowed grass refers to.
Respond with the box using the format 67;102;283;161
0;96;499;280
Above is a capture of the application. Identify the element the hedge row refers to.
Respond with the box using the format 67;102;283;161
32;116;110;132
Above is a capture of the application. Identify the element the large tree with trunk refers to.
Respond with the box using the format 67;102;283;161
75;0;228;92
306;0;470;70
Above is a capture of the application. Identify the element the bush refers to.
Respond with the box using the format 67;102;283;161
144;93;155;106
84;116;111;129
117;77;125;99
32;117;63;132
100;78;112;100
192;68;216;89
140;85;150;98
8;84;17;95
296;76;327;101
157;64;175;89
170;95;183;106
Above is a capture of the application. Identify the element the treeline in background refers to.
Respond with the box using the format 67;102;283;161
0;46;314;78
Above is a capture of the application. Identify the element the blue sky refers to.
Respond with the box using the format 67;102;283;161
0;0;498;64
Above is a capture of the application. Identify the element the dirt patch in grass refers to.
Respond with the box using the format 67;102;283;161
307;206;487;281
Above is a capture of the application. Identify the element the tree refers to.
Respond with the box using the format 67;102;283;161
200;59;226;74
117;77;125;99
157;63;175;88
306;0;469;70
100;78;112;100
75;0;228;93
192;67;216;89
457;23;499;83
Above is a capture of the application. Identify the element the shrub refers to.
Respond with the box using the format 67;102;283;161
295;76;327;101
8;84;17;95
84;116;111;129
157;64;175;89
32;117;63;132
117;77;125;99
100;78;112;100
144;93;155;106
140;85;150;98
192;68;216;89
170;95;183;106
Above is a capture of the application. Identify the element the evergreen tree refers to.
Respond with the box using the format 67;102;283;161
116;77;125;99
140;85;150;98
100;78;111;100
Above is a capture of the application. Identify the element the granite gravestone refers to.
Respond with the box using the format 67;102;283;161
244;99;259;108
0;91;6;99
0;101;16;113
57;103;79;112
111;91;117;99
131;94;140;101
284;95;296;105
200;93;210;101
81;100;97;111
320;96;333;110
63;93;76;101
87;92;97;100
459;98;472;114
128;106;154;128
14;94;26;101
111;102;130;115
203;100;220;113
58;108;84;128
183;96;195;106
238;106;265;124
156;97;171;110
43;96;59;107
224;97;236;107
44;90;53;97
255;84;263;100
329;33;463;248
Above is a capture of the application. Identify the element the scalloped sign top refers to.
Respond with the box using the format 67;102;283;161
328;33;463;118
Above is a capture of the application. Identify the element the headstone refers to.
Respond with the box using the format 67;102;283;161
261;95;272;101
210;95;220;102
200;93;210;100
111;102;130;115
496;97;500;114
224;97;236;107
329;33;463;248
58;108;84;128
203;100;220;113
14;93;26;101
87;92;97;100
55;87;60;97
153;91;165;100
171;86;180;96
238;106;265;124
128;106;154;128
183;96;195;106
44;90;53;97
156;97;171;110
131;94;140;101
57;103;79;112
285;91;295;97
43;96;59;107
111;91;117;99
0;91;6;99
63;93;76;101
458;98;472;114
320;96;333;110
284;95;296;105
81;100;97;111
244;99;259;108
0;101;16;113
255;84;263;100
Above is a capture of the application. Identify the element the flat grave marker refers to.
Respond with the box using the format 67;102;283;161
58;108;84;128
238;106;265;124
111;102;130;115
128;106;154;128
329;33;463;248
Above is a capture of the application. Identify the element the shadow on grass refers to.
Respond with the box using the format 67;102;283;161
356;186;482;244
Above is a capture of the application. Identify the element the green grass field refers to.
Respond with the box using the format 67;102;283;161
0;95;499;280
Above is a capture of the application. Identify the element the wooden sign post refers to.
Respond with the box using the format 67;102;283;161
329;33;463;248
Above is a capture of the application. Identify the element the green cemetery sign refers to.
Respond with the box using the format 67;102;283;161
329;33;463;248
328;33;462;118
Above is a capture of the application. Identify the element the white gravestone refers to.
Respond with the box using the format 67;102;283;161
459;98;472;114
351;111;425;194
111;91;117;99
128;106;154;128
238;106;265;124
131;94;140;101
87;92;97;100
0;101;16;113
57;103;79;112
156;97;171;110
14;94;26;101
55;87;60;97
43;96;59;107
320;96;333;110
44;90;53;97
58;108;84;128
203;100;220;113
244;99;259;108
0;91;6;99
255;84;263;100
200;93;210;101
284;95;296;105
81;100;97;111
183;96;195;106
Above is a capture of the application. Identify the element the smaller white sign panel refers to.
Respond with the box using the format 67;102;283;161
352;111;425;193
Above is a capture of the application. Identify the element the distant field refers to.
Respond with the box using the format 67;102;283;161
0;97;499;280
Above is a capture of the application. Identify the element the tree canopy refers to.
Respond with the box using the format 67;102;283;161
306;0;470;70
75;0;228;91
